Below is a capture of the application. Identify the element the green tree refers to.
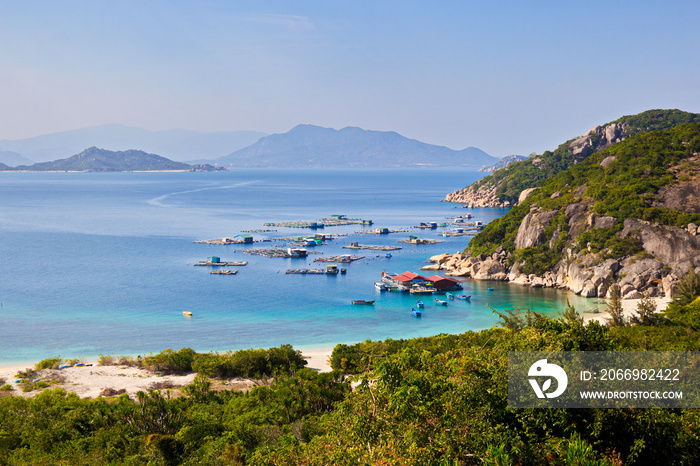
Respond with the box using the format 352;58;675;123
606;283;626;327
674;265;700;306
560;299;583;324
631;293;658;325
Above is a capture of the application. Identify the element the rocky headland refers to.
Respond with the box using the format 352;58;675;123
436;110;700;301
425;217;700;300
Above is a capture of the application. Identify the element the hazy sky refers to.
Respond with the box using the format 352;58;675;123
1;1;699;156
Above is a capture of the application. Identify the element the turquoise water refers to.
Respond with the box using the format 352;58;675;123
0;170;600;364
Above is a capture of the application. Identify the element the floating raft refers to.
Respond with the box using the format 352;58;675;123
399;237;446;245
195;261;248;266
264;215;372;229
356;228;409;235
314;255;364;263
194;238;255;245
241;229;277;233
439;231;475;237
285;268;347;275
343;244;402;251
210;270;238;275
239;248;320;258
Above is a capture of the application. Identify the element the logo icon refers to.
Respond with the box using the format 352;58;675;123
528;359;568;399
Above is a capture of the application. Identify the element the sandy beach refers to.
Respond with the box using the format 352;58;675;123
0;297;674;400
0;349;333;399
583;296;672;325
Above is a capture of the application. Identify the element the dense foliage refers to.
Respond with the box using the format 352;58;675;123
96;345;308;379
467;122;700;274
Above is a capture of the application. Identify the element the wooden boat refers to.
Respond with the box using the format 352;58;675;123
351;300;375;305
412;308;422;317
182;311;193;316
456;294;471;300
434;298;447;306
416;300;424;308
446;293;454;300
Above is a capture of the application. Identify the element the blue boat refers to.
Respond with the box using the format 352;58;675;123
412;308;422;317
446;293;454;300
488;287;494;292
434;298;447;306
416;300;424;308
456;294;471;300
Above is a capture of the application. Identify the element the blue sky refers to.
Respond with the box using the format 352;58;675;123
1;1;699;156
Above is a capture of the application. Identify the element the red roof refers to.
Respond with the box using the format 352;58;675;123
426;275;461;284
393;271;427;283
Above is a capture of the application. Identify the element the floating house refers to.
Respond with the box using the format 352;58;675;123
234;234;254;244
381;271;462;292
381;271;427;291
287;247;308;258
425;275;463;291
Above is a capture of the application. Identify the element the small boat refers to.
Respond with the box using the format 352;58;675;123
182;311;193;316
487;287;494;292
375;282;388;291
416;300;424;308
351;300;375;305
456;294;471;300
446;293;454;300
434;298;448;306
412;308;422;317
386;253;392;258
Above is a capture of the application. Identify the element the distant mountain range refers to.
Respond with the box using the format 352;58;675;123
0;123;497;170
1;147;225;172
478;154;528;172
0;125;266;165
214;124;496;169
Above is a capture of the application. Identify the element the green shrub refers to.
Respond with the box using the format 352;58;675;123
35;356;62;370
97;354;115;366
0;384;12;391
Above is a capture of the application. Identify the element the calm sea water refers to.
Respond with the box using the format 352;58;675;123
0;170;601;364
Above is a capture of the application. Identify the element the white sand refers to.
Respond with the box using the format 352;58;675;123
583;296;672;324
0;349;332;399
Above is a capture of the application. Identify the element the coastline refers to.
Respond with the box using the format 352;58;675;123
0;348;333;399
582;296;672;324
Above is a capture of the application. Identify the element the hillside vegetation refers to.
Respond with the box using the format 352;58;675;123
430;111;700;300
469;122;700;272
447;109;700;207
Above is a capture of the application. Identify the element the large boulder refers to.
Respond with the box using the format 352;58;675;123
619;218;700;272
472;258;507;280
581;281;597;297
565;263;588;295
618;257;664;291
518;187;538;204
514;210;558;249
429;253;451;264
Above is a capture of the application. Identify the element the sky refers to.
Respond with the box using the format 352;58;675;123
1;1;699;157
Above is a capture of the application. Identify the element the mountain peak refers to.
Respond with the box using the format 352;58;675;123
217;124;494;169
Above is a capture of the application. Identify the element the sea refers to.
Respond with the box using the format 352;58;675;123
0;169;603;365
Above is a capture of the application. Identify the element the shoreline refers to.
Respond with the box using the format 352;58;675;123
582;296;671;324
0;348;333;399
0;297;675;399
